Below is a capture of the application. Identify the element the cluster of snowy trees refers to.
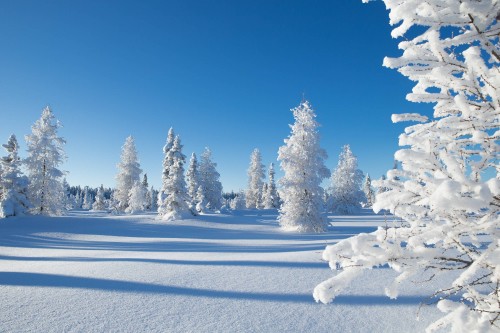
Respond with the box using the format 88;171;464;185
314;1;499;331
0;106;68;217
113;128;224;220
239;148;280;210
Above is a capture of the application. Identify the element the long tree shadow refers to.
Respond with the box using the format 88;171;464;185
0;272;425;306
0;212;377;253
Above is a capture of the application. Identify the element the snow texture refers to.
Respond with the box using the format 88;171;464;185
0;210;447;332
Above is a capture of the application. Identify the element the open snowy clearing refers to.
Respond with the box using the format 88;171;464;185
0;209;447;332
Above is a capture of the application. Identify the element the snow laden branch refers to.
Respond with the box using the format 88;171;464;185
315;1;499;331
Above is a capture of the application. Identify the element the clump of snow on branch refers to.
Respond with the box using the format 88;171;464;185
278;100;330;233
315;1;500;331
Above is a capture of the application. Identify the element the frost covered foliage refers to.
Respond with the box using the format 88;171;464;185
315;1;500;331
25;106;66;215
330;145;364;214
278;100;330;232
246;148;265;209
199;147;223;210
158;136;191;220
0;135;30;217
115;136;142;211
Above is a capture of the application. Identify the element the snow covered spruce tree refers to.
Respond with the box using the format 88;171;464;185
186;152;200;212
158;135;192;220
277;100;330;232
82;186;93;210
315;1;500;331
0;135;30;217
25;106;67;215
157;127;175;213
115;136;142;212
362;174;375;208
199;147;223;211
246;148;265;209
329;145;364;214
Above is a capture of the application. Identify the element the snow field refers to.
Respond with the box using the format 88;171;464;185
0;210;445;332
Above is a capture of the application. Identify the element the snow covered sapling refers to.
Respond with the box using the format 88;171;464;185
362;174;375;208
158;135;191;220
264;163;280;209
198;147;223;211
186;152;200;212
126;180;148;214
0;135;30;217
82;186;93;210
246;148;265;209
92;185;106;211
230;190;246;210
25;106;67;215
195;185;207;213
315;1;500;331
115;136;142;212
330;145;364;214
278;100;330;232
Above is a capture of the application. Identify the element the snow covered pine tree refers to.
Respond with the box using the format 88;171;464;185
115;136;142;212
25;106;67;215
278;100;330;232
246;148;265;209
329;145;364;214
199;147;223;211
315;1;500;331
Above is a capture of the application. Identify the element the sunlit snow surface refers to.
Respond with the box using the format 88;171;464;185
0;209;445;332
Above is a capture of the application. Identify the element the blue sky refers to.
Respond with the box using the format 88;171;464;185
0;0;431;191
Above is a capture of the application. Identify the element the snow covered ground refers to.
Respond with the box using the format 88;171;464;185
0;209;445;332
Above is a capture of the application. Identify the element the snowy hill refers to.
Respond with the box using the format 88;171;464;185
0;210;443;332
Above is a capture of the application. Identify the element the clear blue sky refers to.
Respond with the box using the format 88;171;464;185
0;0;431;191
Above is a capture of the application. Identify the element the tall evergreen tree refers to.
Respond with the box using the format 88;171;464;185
158;127;175;208
25;106;66;215
0;134;30;217
199;147;223;210
277;100;330;232
158;136;191;220
246;148;265;209
330;145;364;214
115;136;142;211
